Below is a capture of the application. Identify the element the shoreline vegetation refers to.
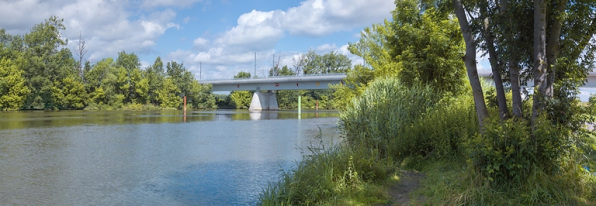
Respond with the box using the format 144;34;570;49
258;77;596;206
258;0;596;205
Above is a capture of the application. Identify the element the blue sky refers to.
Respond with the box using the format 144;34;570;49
1;0;594;100
0;0;393;80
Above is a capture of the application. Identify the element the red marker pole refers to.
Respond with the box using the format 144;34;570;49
183;96;187;113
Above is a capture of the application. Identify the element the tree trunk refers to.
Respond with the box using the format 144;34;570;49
453;0;489;129
510;60;523;117
545;0;568;97
481;1;508;119
532;0;548;125
500;0;523;118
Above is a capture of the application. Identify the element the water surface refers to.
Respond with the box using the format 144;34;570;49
0;110;340;205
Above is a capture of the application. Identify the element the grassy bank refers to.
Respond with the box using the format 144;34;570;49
257;78;596;205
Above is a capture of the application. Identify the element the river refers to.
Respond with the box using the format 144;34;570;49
0;110;340;205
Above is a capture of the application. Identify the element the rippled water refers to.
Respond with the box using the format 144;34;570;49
0;110;340;205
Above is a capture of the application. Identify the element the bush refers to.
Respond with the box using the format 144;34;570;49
466;113;573;185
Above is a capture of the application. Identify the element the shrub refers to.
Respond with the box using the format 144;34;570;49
466;114;571;185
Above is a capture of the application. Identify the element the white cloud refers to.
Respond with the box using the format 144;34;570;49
0;0;180;62
283;0;395;36
193;37;210;51
141;0;204;8
316;44;337;53
214;10;285;52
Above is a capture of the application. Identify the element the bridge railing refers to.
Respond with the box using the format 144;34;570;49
200;73;347;82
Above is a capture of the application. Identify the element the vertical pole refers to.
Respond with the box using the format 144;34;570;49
254;52;256;78
316;100;319;111
184;96;187;113
298;95;301;119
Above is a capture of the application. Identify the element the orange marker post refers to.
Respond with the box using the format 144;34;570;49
184;96;187;113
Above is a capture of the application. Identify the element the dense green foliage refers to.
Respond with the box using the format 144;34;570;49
332;0;466;110
0;58;30;110
0;17;216;110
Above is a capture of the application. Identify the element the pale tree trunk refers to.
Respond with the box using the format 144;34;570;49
481;1;508;119
453;0;489;129
532;0;548;125
545;0;568;97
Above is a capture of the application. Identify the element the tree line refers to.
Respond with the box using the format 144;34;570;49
0;16;216;111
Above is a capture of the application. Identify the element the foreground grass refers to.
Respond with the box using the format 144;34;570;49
410;158;596;206
258;141;396;206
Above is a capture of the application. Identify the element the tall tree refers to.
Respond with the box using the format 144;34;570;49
453;0;489;128
146;57;165;105
532;0;548;126
22;16;75;109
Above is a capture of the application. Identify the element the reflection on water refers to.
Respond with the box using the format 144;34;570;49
0;110;340;205
0;110;339;130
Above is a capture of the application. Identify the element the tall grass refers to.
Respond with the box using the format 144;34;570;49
341;77;477;161
341;78;442;159
258;134;392;205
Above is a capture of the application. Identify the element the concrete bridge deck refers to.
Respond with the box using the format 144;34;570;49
201;74;346;91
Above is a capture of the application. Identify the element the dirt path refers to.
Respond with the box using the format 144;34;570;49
386;171;425;206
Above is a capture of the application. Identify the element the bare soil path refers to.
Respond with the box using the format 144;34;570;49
385;171;425;206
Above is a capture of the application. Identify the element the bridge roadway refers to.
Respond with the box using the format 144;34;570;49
201;74;347;91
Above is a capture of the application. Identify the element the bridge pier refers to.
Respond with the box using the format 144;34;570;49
249;91;279;111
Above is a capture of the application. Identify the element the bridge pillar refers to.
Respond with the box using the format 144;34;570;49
249;91;279;111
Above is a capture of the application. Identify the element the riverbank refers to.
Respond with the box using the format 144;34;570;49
257;78;596;205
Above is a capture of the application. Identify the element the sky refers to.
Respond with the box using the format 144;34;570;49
0;0;593;100
0;0;395;80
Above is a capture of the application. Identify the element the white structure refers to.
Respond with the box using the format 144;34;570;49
202;74;345;111
248;91;279;111
202;74;346;92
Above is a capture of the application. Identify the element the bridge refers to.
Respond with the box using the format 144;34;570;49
201;74;346;91
200;71;596;111
201;74;346;112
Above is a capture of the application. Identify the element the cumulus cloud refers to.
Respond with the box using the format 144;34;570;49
214;10;285;52
0;0;181;62
283;0;394;36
